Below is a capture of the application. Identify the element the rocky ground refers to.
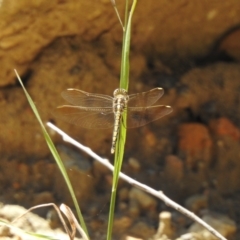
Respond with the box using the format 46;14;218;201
0;0;240;239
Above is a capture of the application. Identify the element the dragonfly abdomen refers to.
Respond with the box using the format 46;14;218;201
111;93;128;153
111;111;121;154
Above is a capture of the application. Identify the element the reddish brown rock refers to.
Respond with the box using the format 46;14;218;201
209;117;240;141
218;27;240;61
178;123;213;169
164;155;183;181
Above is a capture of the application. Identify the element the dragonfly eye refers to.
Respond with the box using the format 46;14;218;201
113;88;128;97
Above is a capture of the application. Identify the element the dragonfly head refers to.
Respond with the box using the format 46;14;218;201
113;88;128;97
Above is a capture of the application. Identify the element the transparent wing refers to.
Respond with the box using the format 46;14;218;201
53;105;114;129
127;105;172;128
128;88;164;107
61;89;113;107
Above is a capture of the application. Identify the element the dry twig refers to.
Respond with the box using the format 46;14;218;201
47;122;227;240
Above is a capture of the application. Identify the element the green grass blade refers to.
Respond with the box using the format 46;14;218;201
119;0;129;90
107;1;138;239
120;0;137;90
14;70;89;238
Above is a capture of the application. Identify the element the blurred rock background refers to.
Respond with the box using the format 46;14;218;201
0;0;240;239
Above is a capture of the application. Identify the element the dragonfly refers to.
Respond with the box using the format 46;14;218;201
54;88;172;154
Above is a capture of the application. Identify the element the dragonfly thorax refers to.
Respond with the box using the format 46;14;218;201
113;88;129;114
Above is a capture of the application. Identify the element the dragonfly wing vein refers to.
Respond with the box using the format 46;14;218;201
127;105;172;128
128;88;164;107
53;105;114;129
61;89;113;107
